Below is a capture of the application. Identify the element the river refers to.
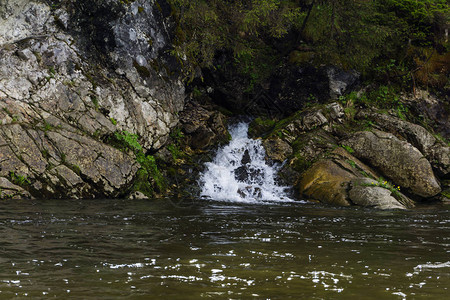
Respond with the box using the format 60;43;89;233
0;198;449;299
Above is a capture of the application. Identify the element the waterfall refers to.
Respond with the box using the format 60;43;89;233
199;122;293;203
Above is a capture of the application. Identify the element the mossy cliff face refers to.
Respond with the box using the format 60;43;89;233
0;0;184;199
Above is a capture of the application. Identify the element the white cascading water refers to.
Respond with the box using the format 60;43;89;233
199;122;293;203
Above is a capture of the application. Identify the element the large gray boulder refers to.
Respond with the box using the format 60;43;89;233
343;130;441;198
357;111;450;177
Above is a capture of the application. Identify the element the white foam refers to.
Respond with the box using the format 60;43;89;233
199;122;293;203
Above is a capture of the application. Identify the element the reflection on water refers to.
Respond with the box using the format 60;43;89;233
0;199;449;298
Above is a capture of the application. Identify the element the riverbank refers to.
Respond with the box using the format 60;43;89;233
0;0;448;209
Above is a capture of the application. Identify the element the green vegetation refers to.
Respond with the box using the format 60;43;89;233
167;127;186;161
292;153;312;173
346;159;357;169
110;117;117;126
90;95;99;109
0;188;15;200
48;66;56;76
433;132;450;146
442;190;450;199
9;171;30;186
169;0;449;91
364;177;403;199
338;86;411;121
42;121;53;132
341;145;355;154
114;131;166;196
249;117;276;137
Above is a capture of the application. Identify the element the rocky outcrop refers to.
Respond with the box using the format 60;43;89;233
343;130;441;198
0;0;185;199
263;136;292;163
297;147;413;209
356;111;450;177
179;100;229;150
298;159;355;207
203;60;359;118
256;99;446;208
402;89;450;141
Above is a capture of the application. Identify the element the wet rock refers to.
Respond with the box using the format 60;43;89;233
180;101;229;149
128;191;148;200
348;178;407;210
234;166;264;183
180;102;213;134
237;186;262;199
343;130;441;198
241;149;251;165
263;136;292;162
190;127;216;150
298;159;354;206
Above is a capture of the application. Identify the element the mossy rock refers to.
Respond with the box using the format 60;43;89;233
248;117;276;138
288;50;314;65
297;160;354;206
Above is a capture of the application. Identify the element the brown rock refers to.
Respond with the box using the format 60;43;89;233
263;136;293;162
298;160;354;206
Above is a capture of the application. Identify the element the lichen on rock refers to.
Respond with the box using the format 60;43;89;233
0;0;184;199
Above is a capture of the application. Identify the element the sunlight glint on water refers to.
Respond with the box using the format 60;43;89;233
0;199;449;298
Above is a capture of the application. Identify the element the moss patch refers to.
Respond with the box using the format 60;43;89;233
112;131;166;197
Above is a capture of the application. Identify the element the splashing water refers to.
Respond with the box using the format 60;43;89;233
199;122;293;203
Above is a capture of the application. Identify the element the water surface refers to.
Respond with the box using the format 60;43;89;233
0;199;449;299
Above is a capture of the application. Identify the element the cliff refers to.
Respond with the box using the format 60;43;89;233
0;0;184;199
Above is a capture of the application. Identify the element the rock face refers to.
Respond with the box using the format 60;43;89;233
298;159;355;207
204;60;359;118
179;100;229;150
256;99;446;209
403;89;450;141
356;111;450;177
343;130;441;198
0;0;185;199
263;137;293;163
297;147;413;209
